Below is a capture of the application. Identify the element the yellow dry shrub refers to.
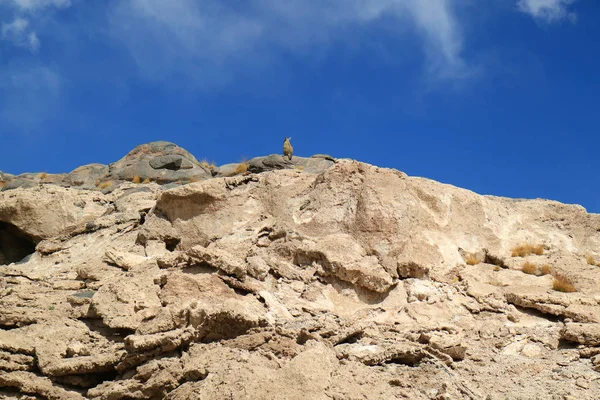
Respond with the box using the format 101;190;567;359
521;261;538;275
0;181;5;189
552;273;577;293
234;161;249;175
540;264;552;275
511;243;544;257
132;176;141;184
199;159;216;170
142;178;151;184
585;255;598;266
40;172;48;180
465;255;480;266
97;181;113;189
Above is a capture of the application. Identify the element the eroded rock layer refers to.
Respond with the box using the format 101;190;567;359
1;143;600;399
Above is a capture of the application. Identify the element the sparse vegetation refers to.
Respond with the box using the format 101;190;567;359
585;255;600;266
540;264;552;275
97;181;113;189
0;181;5;189
142;178;151;184
552;273;577;293
40;172;48;180
295;165;305;171
465;255;480;266
199;159;216;171
586;255;595;265
132;176;141;184
234;159;249;175
511;243;544;257
521;261;538;275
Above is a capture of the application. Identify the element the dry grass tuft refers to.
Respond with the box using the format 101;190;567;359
132;176;141;184
585;255;599;266
40;172;48;180
552;273;577;293
234;160;249;175
142;178;151;184
521;261;538;275
540;264;552;275
511;243;544;257
465;255;480;266
97;181;113;189
0;181;5;189
294;165;305;171
199;159;216;170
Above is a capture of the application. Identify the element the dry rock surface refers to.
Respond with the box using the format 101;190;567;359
1;142;600;399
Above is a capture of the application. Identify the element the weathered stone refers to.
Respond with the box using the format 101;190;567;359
561;323;600;346
3;145;600;399
65;164;109;189
150;155;187;170
0;371;84;399
186;245;246;278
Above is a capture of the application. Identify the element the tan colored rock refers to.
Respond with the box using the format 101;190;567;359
561;323;600;346
4;150;600;399
189;297;267;341
103;248;149;271
246;255;270;280
0;371;84;399
0;186;109;240
91;276;162;330
124;327;197;353
187;245;246;278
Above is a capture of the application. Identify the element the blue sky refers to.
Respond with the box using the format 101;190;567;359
1;0;599;212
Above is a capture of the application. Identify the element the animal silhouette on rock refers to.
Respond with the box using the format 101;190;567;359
283;137;293;161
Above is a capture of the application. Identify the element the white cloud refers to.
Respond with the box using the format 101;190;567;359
0;64;62;132
1;17;40;51
517;0;577;23
109;0;470;85
0;0;71;11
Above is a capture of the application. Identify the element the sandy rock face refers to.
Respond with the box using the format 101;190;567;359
0;186;109;241
2;149;600;399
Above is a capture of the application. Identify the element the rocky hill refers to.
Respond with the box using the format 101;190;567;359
1;142;599;399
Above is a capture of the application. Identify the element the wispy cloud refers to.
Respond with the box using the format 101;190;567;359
0;0;71;11
0;64;62;132
1;17;40;51
517;0;577;23
108;0;471;86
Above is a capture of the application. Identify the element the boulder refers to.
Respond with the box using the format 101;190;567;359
108;141;211;184
65;164;109;189
247;154;335;174
0;186;109;241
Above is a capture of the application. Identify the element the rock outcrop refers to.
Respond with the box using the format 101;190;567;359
1;142;600;399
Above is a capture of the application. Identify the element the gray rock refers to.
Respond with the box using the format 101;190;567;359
65;164;109;189
215;163;242;177
248;154;294;173
1;179;36;191
107;141;211;184
311;154;336;162
247;154;335;174
149;155;193;170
